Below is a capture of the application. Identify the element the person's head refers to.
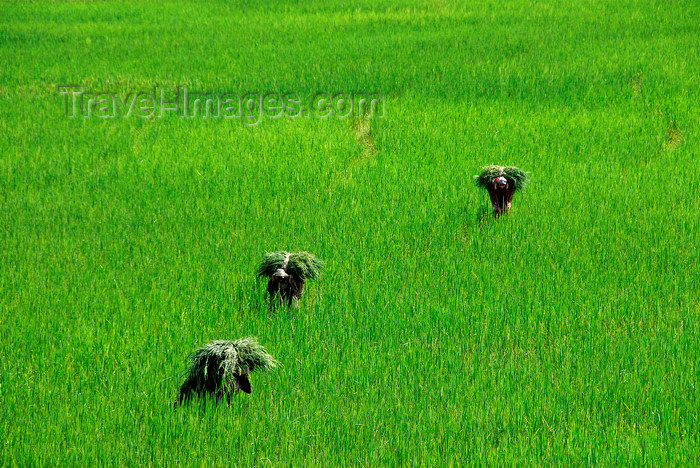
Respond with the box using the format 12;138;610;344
494;175;508;190
233;369;252;394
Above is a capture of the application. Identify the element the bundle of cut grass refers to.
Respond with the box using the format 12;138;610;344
257;251;324;281
258;251;324;309
178;337;280;405
474;165;530;217
474;165;529;192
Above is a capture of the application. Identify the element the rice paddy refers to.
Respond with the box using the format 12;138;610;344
0;0;698;465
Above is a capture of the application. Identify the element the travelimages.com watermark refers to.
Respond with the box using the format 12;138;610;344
58;86;385;125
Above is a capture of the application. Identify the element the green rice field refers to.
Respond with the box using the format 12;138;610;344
1;0;698;465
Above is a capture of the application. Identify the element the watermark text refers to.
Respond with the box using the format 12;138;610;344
58;86;385;124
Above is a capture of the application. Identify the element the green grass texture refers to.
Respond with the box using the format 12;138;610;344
0;0;698;465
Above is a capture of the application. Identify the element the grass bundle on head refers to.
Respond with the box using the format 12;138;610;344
257;251;324;281
178;338;280;405
474;165;530;192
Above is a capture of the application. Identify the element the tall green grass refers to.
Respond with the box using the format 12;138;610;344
0;0;698;465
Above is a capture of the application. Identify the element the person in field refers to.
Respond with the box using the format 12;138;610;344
258;251;324;309
474;165;529;218
267;268;305;308
178;338;279;406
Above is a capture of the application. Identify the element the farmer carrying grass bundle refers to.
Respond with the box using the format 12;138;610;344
178;338;280;405
475;165;529;218
258;251;324;309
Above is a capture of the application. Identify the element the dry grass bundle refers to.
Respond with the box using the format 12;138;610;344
258;251;324;309
474;165;529;192
257;251;324;281
178;338;280;405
